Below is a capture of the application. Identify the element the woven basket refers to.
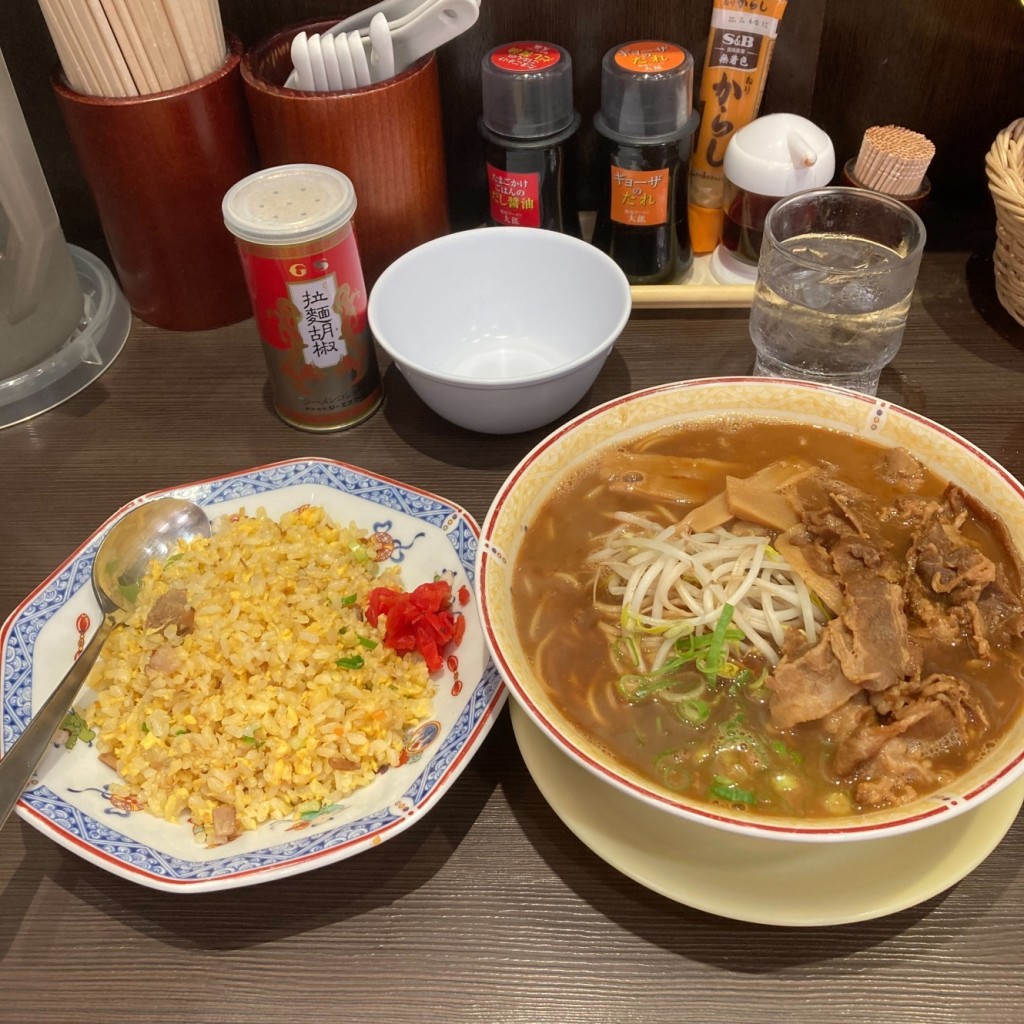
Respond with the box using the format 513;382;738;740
986;118;1024;326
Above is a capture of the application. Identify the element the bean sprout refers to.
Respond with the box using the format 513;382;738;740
590;515;827;673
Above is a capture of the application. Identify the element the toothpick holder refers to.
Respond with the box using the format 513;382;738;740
842;158;931;215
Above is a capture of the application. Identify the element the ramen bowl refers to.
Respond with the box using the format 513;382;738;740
476;377;1024;842
367;227;631;434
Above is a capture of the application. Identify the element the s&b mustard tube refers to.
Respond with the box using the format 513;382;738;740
687;0;787;255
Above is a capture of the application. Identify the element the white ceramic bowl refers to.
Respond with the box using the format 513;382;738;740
367;227;631;434
476;377;1024;843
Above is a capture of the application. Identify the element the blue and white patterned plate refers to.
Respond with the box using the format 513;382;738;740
1;458;505;892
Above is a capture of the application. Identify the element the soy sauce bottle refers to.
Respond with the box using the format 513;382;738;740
592;41;698;284
479;42;581;235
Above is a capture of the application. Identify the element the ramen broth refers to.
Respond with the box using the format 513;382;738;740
511;418;1024;818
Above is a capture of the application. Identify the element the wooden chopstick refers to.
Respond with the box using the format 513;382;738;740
38;0;229;97
136;0;191;90
84;0;138;95
54;0;124;96
99;0;162;94
38;0;97;93
207;0;226;66
164;0;207;81
194;0;227;74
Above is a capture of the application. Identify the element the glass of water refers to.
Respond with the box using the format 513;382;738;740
748;186;926;395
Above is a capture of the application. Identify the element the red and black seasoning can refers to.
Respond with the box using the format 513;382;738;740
222;164;382;431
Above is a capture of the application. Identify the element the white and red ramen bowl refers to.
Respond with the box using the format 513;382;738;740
475;378;1024;842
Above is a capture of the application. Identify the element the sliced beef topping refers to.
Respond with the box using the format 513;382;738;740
834;673;988;799
867;672;987;737
790;471;895;570
766;620;861;729
853;740;938;808
876;447;927;491
904;573;964;645
976;566;1024;644
832;715;912;778
894;492;939;522
956;601;993;658
903;486;1024;657
827;571;918;691
780;626;813;661
830;536;887;579
911;673;989;737
946;484;1024;593
785;471;856;543
755;461;1021;813
801;507;851;547
770;568;917;729
833;708;947;807
828;487;875;540
916;520;996;601
908;503;996;605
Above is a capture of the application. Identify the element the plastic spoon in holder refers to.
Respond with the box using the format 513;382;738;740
286;30;338;89
348;30;372;87
306;33;330;91
331;33;356;89
319;32;344;90
329;0;481;37
284;0;481;89
386;0;481;75
368;12;395;83
330;0;433;35
289;31;315;90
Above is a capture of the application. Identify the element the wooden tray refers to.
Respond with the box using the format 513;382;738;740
630;253;754;309
576;213;754;309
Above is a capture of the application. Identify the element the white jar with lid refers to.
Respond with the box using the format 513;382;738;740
711;113;835;284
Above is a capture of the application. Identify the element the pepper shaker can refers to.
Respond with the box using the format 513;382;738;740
223;164;383;431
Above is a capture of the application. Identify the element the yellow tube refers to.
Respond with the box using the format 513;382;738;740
687;0;788;255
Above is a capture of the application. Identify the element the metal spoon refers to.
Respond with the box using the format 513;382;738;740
0;497;212;830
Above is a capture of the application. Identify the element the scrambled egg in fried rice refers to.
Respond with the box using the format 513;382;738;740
86;505;435;840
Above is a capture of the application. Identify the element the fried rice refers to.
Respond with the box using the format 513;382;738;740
85;505;435;839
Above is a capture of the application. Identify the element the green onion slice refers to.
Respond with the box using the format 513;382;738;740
696;604;736;681
708;777;756;805
675;698;710;725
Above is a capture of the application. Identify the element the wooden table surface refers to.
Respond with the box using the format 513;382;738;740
2;248;1023;1024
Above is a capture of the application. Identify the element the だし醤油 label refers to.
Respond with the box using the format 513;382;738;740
487;164;542;227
